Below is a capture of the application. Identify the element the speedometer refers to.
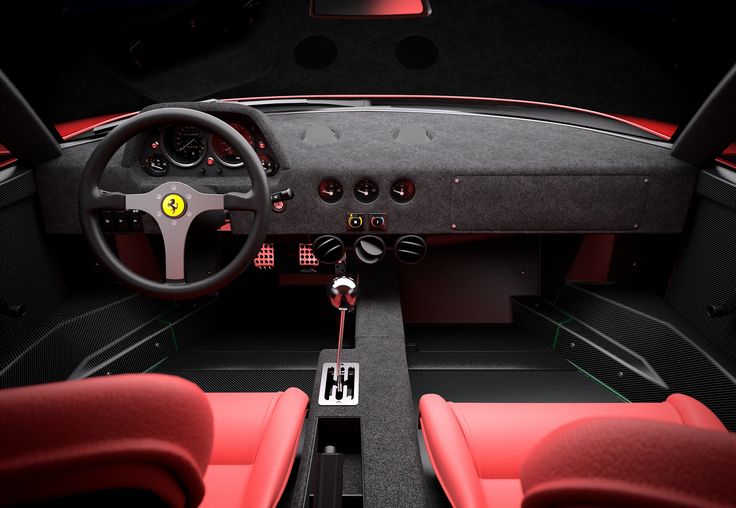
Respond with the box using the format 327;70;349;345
210;122;255;167
162;125;206;167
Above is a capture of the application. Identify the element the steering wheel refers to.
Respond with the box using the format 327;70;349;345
78;108;271;300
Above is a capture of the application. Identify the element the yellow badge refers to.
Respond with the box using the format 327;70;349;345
162;193;186;218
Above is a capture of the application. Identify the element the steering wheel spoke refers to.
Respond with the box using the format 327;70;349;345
224;190;258;211
89;190;127;211
160;225;189;283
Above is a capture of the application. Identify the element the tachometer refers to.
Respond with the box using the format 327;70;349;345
162;125;206;167
210;122;255;167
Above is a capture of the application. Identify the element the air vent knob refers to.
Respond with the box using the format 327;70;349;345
312;235;346;264
353;235;385;264
394;235;427;264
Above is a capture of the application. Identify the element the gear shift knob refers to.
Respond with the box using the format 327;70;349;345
328;276;358;312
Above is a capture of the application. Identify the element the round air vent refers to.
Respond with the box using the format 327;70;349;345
312;235;345;264
394;235;427;264
353;236;385;265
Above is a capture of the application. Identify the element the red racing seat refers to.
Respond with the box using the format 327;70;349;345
0;374;308;508
521;418;736;508
419;393;733;508
201;391;309;508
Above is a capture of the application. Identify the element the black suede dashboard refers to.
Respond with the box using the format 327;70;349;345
34;102;697;235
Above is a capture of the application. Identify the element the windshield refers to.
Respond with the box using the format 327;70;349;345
1;0;734;130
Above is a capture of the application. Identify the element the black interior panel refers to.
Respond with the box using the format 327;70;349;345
667;169;736;365
451;175;649;231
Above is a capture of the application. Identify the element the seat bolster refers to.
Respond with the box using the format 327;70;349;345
242;387;309;508
0;374;213;508
419;394;488;508
207;392;281;465
521;418;736;508
664;393;727;430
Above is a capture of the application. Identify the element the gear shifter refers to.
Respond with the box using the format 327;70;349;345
319;276;360;405
328;276;358;394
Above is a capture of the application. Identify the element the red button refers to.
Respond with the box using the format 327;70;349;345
272;201;285;212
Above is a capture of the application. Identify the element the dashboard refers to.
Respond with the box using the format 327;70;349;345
35;101;698;238
138;115;279;178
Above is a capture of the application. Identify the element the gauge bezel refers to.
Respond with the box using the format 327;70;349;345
143;154;169;177
258;154;278;176
390;178;416;203
209;122;255;168
318;178;344;204
210;132;244;168
354;178;380;203
160;125;208;168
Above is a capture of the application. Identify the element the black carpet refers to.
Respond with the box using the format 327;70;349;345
407;324;622;406
154;367;316;394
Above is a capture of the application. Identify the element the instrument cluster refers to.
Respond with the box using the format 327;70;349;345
140;116;278;177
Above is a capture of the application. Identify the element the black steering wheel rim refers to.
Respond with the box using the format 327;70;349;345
79;107;271;300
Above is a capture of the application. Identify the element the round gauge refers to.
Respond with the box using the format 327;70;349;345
354;179;379;203
210;122;255;167
259;154;277;176
318;179;343;203
390;179;416;203
143;154;169;177
162;125;206;167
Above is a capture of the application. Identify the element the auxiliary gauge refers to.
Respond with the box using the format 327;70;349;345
354;179;379;203
318;179;343;203
390;179;415;203
143;154;169;176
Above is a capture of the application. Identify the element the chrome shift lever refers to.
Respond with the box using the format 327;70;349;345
328;276;358;394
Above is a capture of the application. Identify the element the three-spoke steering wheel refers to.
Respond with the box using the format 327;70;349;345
79;108;271;299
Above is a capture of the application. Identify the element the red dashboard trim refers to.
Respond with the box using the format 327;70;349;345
56;112;139;140
0;158;18;169
1;112;137;169
717;158;736;171
608;114;677;140
0;143;15;168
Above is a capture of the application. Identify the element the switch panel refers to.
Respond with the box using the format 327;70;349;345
99;210;143;233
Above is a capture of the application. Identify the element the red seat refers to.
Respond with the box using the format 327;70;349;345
0;374;308;508
419;393;729;508
522;418;736;508
201;390;309;508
